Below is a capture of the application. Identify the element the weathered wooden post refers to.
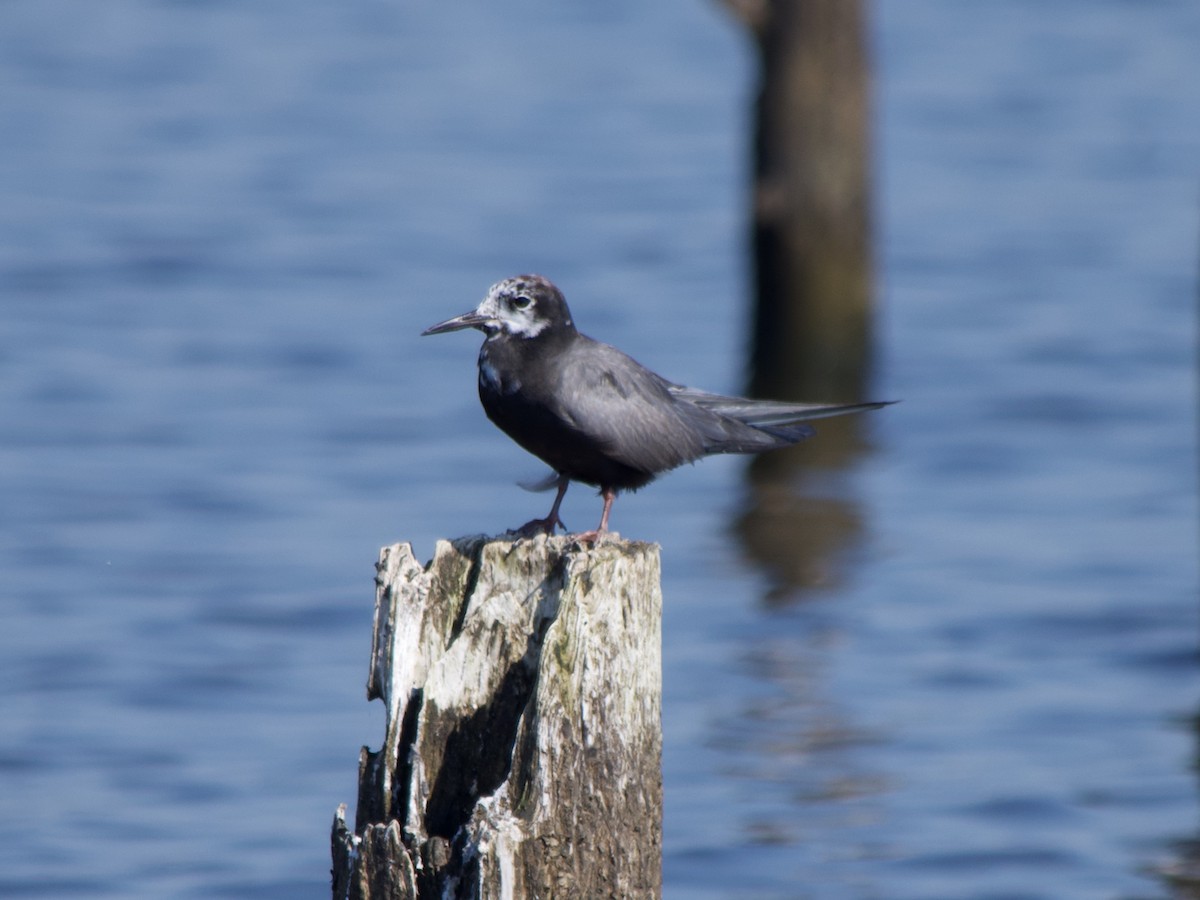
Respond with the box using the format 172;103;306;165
331;533;663;900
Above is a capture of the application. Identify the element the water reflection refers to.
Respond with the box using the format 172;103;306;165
726;0;890;860
1156;709;1200;899
735;482;865;603
735;401;882;605
730;0;881;603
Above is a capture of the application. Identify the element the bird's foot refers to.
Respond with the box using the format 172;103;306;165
568;528;611;547
512;514;567;538
569;488;616;546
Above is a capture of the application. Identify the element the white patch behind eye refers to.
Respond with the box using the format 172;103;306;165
505;310;547;338
478;282;550;338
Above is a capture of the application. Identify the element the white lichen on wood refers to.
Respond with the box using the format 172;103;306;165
332;533;663;900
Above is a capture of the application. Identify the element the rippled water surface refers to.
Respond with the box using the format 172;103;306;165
2;1;1197;898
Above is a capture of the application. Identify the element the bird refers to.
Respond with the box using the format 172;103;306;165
423;274;891;542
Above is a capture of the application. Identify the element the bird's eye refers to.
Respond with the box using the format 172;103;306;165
511;295;533;310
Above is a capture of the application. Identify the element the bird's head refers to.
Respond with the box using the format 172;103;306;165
422;275;575;341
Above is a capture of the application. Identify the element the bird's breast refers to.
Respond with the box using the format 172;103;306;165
478;349;521;395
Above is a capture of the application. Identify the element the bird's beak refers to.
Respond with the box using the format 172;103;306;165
421;309;490;336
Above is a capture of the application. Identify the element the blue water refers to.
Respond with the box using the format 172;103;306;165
2;1;1197;897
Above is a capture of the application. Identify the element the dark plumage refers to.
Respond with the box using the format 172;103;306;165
423;274;891;540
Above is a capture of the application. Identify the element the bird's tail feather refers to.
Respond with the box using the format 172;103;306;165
699;421;814;454
670;387;894;425
671;391;895;455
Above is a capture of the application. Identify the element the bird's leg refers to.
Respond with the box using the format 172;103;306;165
514;475;570;536
573;487;616;545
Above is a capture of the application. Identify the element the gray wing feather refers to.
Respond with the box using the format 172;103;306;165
550;342;710;472
546;339;890;470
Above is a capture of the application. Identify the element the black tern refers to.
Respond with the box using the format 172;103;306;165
424;274;891;541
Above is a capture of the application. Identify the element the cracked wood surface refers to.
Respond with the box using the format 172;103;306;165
332;533;663;900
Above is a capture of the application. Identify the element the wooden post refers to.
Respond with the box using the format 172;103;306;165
722;0;875;405
332;534;663;900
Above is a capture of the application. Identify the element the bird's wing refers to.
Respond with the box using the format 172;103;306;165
668;386;893;425
548;341;712;473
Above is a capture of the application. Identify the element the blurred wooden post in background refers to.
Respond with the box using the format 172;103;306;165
722;0;875;403
331;534;663;900
721;0;879;597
